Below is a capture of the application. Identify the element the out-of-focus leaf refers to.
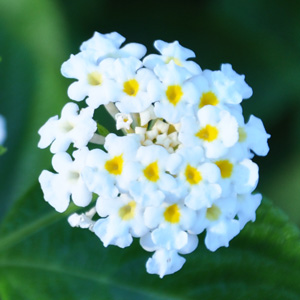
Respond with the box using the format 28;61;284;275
201;0;300;124
263;152;300;225
0;0;69;218
0;186;299;299
0;145;6;155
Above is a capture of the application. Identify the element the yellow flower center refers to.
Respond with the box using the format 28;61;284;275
166;85;183;106
87;71;102;86
215;160;234;178
143;161;159;182
199;91;219;108
119;201;136;221
164;204;180;223
238;127;247;142
105;155;123;175
206;204;221;221
195;125;218;142
165;56;183;66
123;79;139;96
185;164;202;185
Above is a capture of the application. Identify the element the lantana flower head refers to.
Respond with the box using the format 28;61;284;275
38;31;270;278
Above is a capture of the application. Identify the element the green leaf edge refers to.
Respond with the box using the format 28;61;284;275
97;123;110;137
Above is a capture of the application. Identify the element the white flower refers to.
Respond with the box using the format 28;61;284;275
201;64;252;106
220;64;253;101
38;102;97;153
111;57;161;113
129;144;177;206
233;159;259;194
141;202;198;277
225;111;270;160
236;193;262;229
167;147;222;210
153;61;198;123
68;213;91;228
179;105;239;158
38;32;270;277
213;152;259;197
143;40;201;75
188;73;243;118
239;115;271;157
61;52;119;108
39;148;92;212
191;197;240;252
115;113;133;130
145;249;186;278
0;114;6;145
143;201;197;251
82;133;141;197
94;193;148;248
68;207;96;230
80;31;147;63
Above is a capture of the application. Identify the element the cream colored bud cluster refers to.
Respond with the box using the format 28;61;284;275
135;119;180;153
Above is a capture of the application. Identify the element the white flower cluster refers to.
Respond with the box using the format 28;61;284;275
38;31;270;278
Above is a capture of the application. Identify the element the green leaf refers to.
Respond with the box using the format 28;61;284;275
97;123;110;137
0;185;299;299
263;152;300;225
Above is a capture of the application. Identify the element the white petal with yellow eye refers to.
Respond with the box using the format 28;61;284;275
38;102;96;153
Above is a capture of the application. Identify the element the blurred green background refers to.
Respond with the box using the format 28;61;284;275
0;0;300;299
